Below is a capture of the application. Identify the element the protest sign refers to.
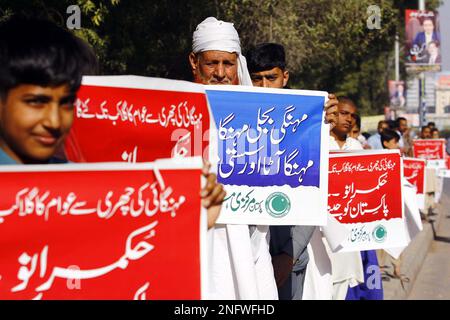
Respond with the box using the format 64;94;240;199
328;150;408;252
0;158;205;299
385;180;423;259
65;76;213;163
206;85;329;225
438;169;450;178
427;159;447;169
403;158;426;210
413;139;446;160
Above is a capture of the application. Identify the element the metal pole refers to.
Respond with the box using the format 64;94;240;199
419;0;425;10
395;35;400;82
394;34;400;119
418;0;427;127
419;73;427;126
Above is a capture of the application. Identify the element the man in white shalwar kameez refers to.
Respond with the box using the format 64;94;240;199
302;100;363;300
327;97;365;299
188;17;278;299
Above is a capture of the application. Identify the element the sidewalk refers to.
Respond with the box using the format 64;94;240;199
408;204;450;299
382;177;450;300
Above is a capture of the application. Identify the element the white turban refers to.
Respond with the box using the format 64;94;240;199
192;17;253;86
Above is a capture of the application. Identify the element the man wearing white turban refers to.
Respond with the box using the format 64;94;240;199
189;17;278;300
189;17;253;86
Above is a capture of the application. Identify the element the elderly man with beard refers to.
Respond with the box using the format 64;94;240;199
189;17;277;300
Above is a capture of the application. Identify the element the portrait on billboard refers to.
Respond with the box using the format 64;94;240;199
405;10;441;72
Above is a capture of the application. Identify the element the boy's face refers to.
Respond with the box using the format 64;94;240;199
333;102;357;137
250;67;289;88
383;138;399;150
349;125;360;139
0;84;75;164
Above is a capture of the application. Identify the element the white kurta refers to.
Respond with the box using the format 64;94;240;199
206;224;278;299
193;17;277;300
303;135;365;300
328;135;365;299
302;227;333;300
329;135;364;151
302;214;350;300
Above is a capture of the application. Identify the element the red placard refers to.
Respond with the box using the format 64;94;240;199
328;151;403;224
65;77;211;163
0;161;203;300
403;158;426;194
412;139;446;160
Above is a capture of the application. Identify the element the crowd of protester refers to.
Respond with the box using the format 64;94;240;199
0;15;446;301
362;119;443;155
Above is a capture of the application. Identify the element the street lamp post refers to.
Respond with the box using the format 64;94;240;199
395;34;400;119
418;0;427;127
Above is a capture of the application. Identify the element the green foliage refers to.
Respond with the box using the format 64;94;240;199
0;0;442;115
215;0;440;115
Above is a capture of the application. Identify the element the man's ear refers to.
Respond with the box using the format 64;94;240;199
283;70;289;88
189;52;198;75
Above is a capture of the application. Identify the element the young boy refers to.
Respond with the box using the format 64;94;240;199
379;128;409;282
0;17;223;229
380;129;400;150
246;42;314;300
0;17;98;165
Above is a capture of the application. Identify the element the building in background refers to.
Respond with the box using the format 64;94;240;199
403;73;450;130
436;74;450;115
440;0;450;71
405;74;436;114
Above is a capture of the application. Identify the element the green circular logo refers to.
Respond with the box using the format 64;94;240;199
265;192;291;218
372;225;387;243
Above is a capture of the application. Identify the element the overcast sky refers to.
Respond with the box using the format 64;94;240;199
440;0;450;71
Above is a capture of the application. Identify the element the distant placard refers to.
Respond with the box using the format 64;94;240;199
388;80;406;110
413;139;446;160
403;158;426;210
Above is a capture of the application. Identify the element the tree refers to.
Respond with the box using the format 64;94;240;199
215;0;440;115
0;0;442;115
